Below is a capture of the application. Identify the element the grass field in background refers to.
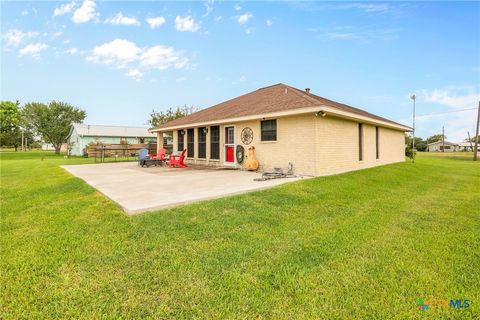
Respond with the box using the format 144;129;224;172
1;151;479;319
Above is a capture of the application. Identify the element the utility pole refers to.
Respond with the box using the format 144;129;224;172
468;132;474;151
474;101;480;161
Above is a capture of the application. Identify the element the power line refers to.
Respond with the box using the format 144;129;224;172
416;107;477;118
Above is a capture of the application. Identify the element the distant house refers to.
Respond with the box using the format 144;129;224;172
458;142;480;152
41;143;67;152
150;83;412;176
66;124;156;156
426;140;461;152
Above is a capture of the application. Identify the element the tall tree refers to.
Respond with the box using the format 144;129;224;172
426;134;446;144
0;101;23;151
148;105;198;128
23;101;86;154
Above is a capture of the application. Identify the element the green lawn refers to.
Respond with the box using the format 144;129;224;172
1;151;479;319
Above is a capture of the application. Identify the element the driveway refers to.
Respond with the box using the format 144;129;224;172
61;162;306;214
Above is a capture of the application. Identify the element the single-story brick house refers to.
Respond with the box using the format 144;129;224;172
67;124;157;156
150;84;411;176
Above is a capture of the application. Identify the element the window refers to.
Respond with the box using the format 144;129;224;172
261;119;277;141
198;127;206;159
358;123;363;161
187;129;194;158
210;126;220;159
375;126;380;159
177;130;185;152
225;126;234;144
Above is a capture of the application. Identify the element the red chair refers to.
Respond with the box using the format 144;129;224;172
152;148;166;160
168;149;187;168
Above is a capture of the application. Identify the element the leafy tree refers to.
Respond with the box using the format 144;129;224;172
23;101;86;154
148;105;198;127
405;134;426;156
416;141;427;152
426;134;446;144
405;135;424;148
0;101;23;150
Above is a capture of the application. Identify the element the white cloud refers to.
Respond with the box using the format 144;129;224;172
87;38;189;80
234;4;242;11
266;19;273;27
72;0;98;24
175;16;200;32
87;39;140;66
19;42;48;58
311;25;400;43
21;10;29;16
338;3;390;13
64;48;79;54
146;16;166;29
415;86;480;141
52;31;63;38
327;32;360;40
105;12;140;26
423;88;480;110
245;28;254;35
237;12;252;24
54;1;76;17
125;68;143;81
3;29;38;47
140;45;188;70
203;0;214;17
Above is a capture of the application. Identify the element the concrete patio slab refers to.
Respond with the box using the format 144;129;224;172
61;162;307;214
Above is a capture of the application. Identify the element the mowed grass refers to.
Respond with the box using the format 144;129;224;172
1;151;479;319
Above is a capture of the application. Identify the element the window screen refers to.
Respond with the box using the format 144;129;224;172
187;129;194;158
198;127;206;159
210;126;220;159
177;130;185;152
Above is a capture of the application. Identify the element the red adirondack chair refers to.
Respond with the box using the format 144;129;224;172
152;148;166;160
168;149;187;168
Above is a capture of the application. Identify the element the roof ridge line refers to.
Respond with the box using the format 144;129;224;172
285;85;324;106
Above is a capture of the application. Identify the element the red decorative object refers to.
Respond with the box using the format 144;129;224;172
168;149;188;168
152;148;166;160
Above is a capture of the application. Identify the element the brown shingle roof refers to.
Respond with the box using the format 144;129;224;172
154;83;408;130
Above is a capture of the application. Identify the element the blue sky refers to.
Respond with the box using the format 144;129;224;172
1;1;479;141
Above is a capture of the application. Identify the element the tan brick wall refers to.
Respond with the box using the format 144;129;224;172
168;114;405;176
315;116;405;175
233;114;317;175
